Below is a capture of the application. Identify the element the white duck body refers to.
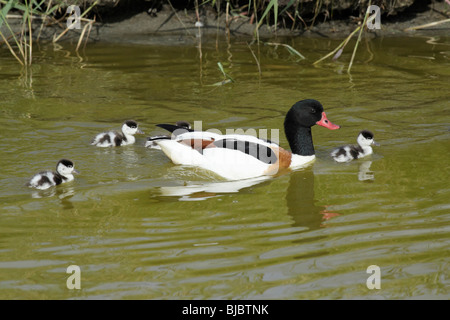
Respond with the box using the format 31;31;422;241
155;99;340;181
27;159;79;190
156;131;300;180
91;120;143;147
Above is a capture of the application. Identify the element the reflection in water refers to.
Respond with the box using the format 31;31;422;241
93;146;141;181
30;185;75;209
94;146;139;167
120;148;140;167
159;176;271;201
159;167;340;230
358;161;374;181
30;185;75;199
286;169;339;230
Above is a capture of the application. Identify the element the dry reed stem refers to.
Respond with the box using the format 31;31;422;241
0;31;24;65
27;0;32;66
83;16;94;50
247;42;261;76
313;11;377;66
405;18;450;31
347;0;372;73
75;20;89;51
53;1;98;43
312;26;360;65
37;0;52;41
165;0;193;36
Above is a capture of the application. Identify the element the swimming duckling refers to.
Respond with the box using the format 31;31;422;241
145;121;192;149
27;159;79;190
331;130;379;163
174;121;191;130
91;120;144;147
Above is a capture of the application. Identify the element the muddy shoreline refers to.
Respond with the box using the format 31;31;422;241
78;1;450;44
2;1;449;45
99;1;449;40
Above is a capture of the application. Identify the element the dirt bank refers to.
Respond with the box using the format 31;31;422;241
73;0;450;43
2;0;450;45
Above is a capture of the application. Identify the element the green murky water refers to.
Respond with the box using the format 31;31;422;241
0;35;449;299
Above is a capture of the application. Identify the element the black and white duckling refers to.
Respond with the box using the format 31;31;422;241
145;121;192;149
91;120;144;147
331;130;379;163
27;159;79;190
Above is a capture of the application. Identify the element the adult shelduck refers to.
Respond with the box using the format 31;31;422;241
154;99;340;180
331;130;379;162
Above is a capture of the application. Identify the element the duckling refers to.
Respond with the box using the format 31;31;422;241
145;121;191;149
27;159;79;190
91;120;144;147
174;121;191;130
331;130;379;163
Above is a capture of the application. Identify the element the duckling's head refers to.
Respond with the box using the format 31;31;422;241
56;159;79;177
122;120;144;136
357;130;378;147
175;121;191;130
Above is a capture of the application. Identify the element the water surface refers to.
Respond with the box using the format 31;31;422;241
0;35;449;299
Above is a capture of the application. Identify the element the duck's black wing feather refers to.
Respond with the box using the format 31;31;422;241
213;139;278;165
156;124;194;134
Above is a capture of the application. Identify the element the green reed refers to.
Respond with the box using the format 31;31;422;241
0;0;97;66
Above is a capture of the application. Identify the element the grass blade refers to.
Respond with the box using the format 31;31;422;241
0;0;17;29
217;62;235;82
256;0;278;31
265;42;306;60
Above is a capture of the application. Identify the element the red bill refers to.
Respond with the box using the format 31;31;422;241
316;112;340;130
